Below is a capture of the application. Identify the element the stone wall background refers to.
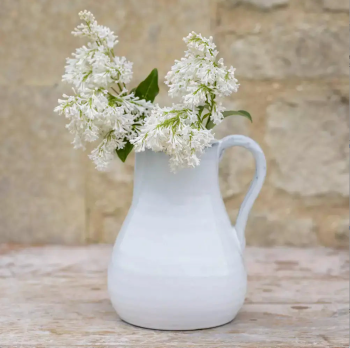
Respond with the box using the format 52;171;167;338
0;0;348;247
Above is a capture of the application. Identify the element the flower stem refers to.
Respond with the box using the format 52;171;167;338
111;87;119;95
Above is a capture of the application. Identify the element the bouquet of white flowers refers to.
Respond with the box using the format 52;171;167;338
55;11;252;172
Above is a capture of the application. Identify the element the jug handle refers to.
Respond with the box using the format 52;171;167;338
218;135;266;251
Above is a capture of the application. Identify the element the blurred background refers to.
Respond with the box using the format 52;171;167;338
0;0;348;247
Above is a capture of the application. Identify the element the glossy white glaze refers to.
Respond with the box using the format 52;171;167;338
108;135;266;330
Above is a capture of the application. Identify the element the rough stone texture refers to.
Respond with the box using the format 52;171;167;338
265;88;349;196
218;21;348;79
0;245;348;347
0;0;348;246
0;0;212;86
323;0;349;12
318;216;350;249
86;154;135;243
224;0;289;10
108;0;214;83
0;86;86;243
245;212;318;247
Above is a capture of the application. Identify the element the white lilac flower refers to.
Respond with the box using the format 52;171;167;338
89;132;125;171
166;32;239;99
132;104;214;172
165;31;239;121
63;40;133;92
64;11;131;92
134;31;239;171
55;88;152;170
57;17;241;172
55;11;153;170
211;102;225;125
72;10;118;50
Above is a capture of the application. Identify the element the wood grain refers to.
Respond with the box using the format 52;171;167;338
0;245;348;347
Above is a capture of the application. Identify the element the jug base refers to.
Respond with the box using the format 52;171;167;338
116;312;239;331
108;265;246;331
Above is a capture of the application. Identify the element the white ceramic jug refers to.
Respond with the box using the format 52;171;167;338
108;135;266;330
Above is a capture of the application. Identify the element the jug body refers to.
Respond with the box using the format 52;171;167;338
108;143;247;330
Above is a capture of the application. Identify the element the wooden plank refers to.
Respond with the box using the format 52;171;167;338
0;245;348;347
1;276;347;305
1;245;348;279
0;303;347;347
246;247;349;279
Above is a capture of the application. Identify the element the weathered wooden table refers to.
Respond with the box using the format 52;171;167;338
0;245;348;347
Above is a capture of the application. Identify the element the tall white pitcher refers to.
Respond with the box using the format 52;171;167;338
108;135;266;330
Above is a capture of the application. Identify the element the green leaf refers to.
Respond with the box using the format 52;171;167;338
206;110;253;130
116;70;159;163
116;140;134;163
206;120;215;130
134;68;159;102
222;110;253;122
